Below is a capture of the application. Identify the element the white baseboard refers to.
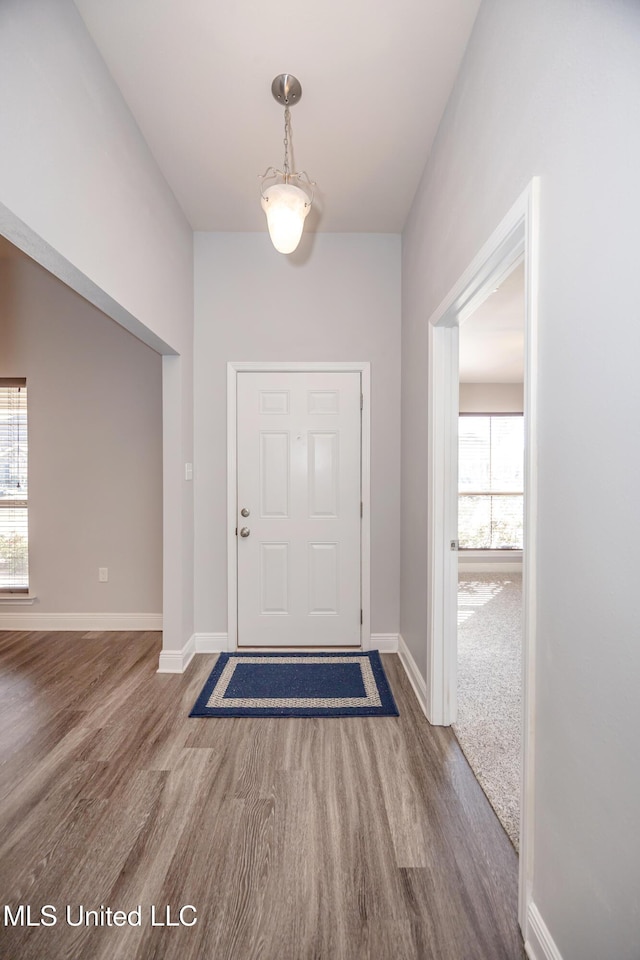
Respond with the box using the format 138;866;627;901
0;612;162;631
195;632;229;653
398;633;428;717
525;903;563;960
459;562;522;572
370;632;399;652
157;633;196;674
157;630;404;678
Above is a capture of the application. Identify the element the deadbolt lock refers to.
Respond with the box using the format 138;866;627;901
240;507;250;517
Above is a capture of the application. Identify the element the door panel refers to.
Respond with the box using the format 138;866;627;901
259;433;290;517
237;371;361;647
308;542;339;615
260;543;289;614
308;432;339;517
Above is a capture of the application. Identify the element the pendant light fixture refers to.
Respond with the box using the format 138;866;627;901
259;74;315;254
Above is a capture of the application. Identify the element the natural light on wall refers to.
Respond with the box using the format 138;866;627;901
0;380;29;593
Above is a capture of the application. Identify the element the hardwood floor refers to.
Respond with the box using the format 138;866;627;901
0;631;525;959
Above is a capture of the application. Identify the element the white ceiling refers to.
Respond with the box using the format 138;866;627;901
73;0;480;233
459;262;525;383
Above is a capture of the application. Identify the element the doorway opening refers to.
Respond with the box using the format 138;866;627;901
455;262;525;849
425;180;539;931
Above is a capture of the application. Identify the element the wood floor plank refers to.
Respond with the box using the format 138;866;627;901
0;632;525;960
365;716;431;868
87;748;219;960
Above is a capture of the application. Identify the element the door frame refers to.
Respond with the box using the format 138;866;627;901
227;361;371;652
425;179;539;932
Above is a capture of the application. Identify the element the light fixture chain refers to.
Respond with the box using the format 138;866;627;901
283;106;291;180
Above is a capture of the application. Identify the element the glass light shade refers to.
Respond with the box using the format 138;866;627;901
261;183;310;254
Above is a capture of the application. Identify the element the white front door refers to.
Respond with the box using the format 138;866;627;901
236;371;361;647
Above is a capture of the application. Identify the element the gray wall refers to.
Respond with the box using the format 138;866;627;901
194;232;401;637
0;0;194;652
0;254;162;614
401;0;640;956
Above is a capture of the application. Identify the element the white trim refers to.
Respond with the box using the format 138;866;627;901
195;632;229;653
0;595;38;605
427;317;460;726
519;178;540;934
398;634;428;717
360;363;372;651
369;632;399;652
226;361;371;652
458;562;522;573
425;179;540;937
525;903;563;960
157;633;195;673
0;612;162;630
228;362;374;372
227;365;239;652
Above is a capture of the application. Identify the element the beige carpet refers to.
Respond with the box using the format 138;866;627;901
454;573;522;849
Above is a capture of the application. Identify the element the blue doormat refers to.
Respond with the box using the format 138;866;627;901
189;651;399;718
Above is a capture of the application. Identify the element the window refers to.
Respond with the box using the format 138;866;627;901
458;413;523;550
0;380;28;592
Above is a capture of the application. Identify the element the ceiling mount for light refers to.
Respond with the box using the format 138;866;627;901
259;74;316;255
270;73;302;107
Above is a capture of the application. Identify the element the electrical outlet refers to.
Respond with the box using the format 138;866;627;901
98;567;108;582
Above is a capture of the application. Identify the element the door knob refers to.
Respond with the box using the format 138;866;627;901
240;507;250;517
240;527;251;538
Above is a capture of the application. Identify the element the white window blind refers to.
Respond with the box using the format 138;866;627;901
458;413;523;549
0;380;28;592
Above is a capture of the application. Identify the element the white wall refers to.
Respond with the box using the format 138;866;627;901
0;0;194;652
459;382;523;413
0;255;162;615
194;232;401;638
0;0;192;355
401;1;640;957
